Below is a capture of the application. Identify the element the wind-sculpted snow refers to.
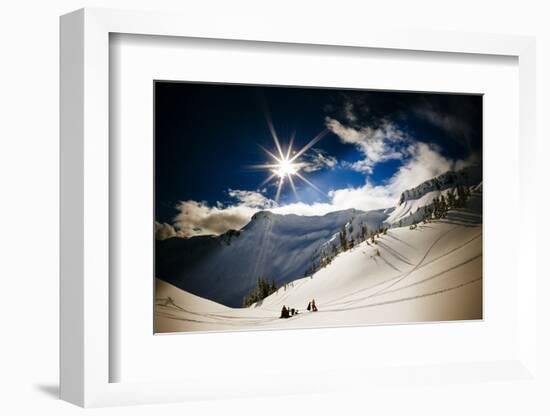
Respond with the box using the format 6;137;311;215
155;189;483;333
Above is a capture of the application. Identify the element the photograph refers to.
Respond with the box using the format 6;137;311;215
154;82;483;334
1;0;543;412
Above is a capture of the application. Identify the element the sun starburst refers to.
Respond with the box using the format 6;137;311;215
249;111;329;203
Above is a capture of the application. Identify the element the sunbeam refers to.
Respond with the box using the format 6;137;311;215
290;129;329;163
295;171;324;195
286;131;295;159
275;176;284;202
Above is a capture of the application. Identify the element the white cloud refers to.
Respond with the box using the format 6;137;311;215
326;117;406;173
172;189;275;237
326;142;454;211
270;201;336;216
385;142;453;196
455;152;480;171
155;221;177;240
173;200;258;238
343;101;358;122
227;189;275;209
301;149;338;173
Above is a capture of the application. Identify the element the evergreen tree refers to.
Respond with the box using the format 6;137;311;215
242;277;278;307
447;189;459;208
361;224;368;241
432;197;440;218
339;226;348;251
439;195;447;217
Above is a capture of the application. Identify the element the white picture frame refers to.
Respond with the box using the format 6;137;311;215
60;7;537;407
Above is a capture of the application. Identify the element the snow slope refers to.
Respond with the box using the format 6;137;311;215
155;189;483;333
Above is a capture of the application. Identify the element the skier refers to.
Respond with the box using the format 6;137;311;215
311;298;318;312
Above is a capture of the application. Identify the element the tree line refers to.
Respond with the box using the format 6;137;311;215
304;220;388;277
410;184;472;229
242;277;278;307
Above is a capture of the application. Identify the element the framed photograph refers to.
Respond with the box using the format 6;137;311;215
60;8;537;407
153;82;483;334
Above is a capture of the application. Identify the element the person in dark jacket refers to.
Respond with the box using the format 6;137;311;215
311;298;318;312
280;305;290;319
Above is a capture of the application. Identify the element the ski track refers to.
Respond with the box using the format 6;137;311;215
323;225;458;306
159;242;482;328
156;298;274;322
322;230;481;307
323;277;482;313
367;225;461;298
378;253;482;296
170;274;483;328
325;253;482;309
157;311;280;327
279;223;479;314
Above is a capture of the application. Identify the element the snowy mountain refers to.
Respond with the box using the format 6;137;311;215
384;165;482;227
156;208;391;307
156;164;482;308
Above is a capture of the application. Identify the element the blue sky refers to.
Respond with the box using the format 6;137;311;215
154;82;481;238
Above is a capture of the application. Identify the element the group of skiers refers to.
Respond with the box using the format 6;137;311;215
280;298;318;319
280;305;297;318
307;298;318;312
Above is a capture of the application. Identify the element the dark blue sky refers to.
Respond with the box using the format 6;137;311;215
155;82;481;224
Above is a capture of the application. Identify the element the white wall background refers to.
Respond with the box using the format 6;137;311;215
0;1;548;415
